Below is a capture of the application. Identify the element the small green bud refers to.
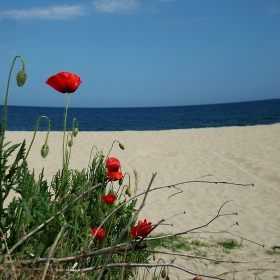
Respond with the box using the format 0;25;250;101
113;199;120;207
68;139;73;147
75;169;81;174
73;127;78;137
125;186;132;197
41;144;49;158
161;269;166;278
119;142;125;150
16;69;27;87
119;178;123;186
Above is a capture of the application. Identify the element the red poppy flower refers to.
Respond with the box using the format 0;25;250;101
130;219;152;238
106;157;121;172
46;72;82;93
91;227;106;242
101;194;117;204
107;171;123;181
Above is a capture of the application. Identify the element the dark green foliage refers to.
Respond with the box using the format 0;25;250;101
0;136;151;279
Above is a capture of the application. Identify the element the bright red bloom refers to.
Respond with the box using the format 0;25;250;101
107;171;123;181
106;157;121;172
46;72;82;93
91;227;106;242
101;194;117;204
130;219;152;238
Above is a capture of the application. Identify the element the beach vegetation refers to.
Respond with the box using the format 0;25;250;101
0;55;273;280
266;246;280;255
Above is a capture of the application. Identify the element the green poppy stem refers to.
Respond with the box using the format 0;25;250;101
0;55;25;223
63;93;71;168
2;55;25;139
25;115;51;159
106;140;124;159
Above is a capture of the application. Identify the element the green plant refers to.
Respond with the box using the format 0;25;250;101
266;246;280;255
0;55;271;280
217;238;242;250
0;56;152;279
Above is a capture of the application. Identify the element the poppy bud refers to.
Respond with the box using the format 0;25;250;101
113;199;120;207
16;69;27;87
161;269;166;278
73;127;78;137
68;139;73;147
119;178;123;186
125;186;132;197
41;144;49;158
119;142;125;150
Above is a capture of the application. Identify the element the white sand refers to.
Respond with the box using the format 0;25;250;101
5;124;280;279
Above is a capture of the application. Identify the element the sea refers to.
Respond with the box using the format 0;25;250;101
1;99;280;131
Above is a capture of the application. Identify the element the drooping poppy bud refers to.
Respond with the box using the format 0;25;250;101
73;127;78;137
161;269;166;278
119;142;125;150
68;139;73;147
113;199;120;207
125;186;132;197
119;178;123;186
16;70;27;87
41;144;49;158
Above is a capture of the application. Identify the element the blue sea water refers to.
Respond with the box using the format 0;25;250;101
1;99;280;131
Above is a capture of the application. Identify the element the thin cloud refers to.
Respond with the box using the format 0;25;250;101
161;17;212;27
0;4;87;20
92;0;140;13
265;6;280;14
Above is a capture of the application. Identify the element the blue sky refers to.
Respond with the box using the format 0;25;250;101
0;0;280;108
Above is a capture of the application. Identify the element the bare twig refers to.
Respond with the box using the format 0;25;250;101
143;249;276;264
0;228;18;280
41;223;66;280
96;173;158;280
58;262;227;280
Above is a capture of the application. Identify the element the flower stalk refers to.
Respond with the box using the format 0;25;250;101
25;115;51;159
0;55;26;222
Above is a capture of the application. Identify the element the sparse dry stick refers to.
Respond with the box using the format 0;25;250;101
53;262;228;280
144;200;264;248
0;228;18;280
133;167;139;195
143;249;276;264
41;223;66;280
216;268;277;277
2;176;261;279
96;172;158;280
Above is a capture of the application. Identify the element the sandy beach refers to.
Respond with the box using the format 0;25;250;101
5;123;280;279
